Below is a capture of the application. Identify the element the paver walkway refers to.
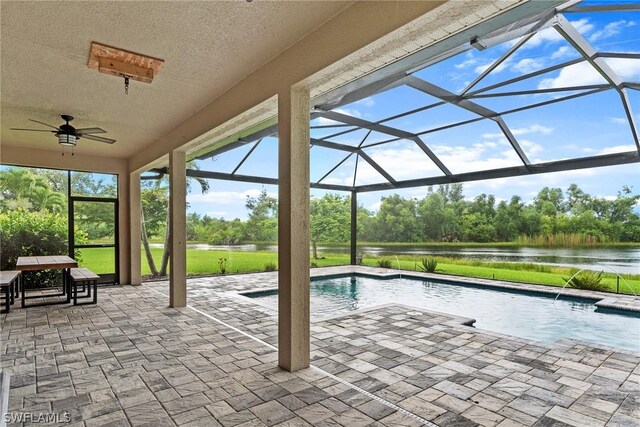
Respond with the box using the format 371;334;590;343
1;266;639;426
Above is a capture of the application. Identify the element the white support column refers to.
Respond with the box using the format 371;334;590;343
278;86;311;372
130;172;142;285
169;150;187;307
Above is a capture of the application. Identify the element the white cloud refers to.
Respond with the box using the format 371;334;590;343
324;141;452;186
512;58;546;74
538;62;605;89
520;139;544;156
597;145;637;155
609;117;628;124
482;124;553;140
473;141;498;149
512;125;553;135
455;52;479;70
523;20;594;48
363;143;442;183
605;58;640;80
590;20;636;43
538;59;640;89
455;58;478;69
429;140;524;174
188;188;272;205
474;58;510;75
550;46;573;60
315;107;364;126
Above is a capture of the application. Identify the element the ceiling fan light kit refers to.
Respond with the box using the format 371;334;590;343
58;134;77;147
87;42;164;94
9;114;116;152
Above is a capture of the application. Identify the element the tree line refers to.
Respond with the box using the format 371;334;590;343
182;183;640;250
1;167;639;275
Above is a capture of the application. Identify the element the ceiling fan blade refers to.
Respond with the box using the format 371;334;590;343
28;119;60;130
75;127;107;134
80;134;116;144
9;128;56;132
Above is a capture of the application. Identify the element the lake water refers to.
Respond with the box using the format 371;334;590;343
247;274;640;352
152;243;640;274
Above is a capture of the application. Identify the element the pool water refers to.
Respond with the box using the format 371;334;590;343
247;274;640;352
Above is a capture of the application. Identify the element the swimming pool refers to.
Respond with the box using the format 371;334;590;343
246;274;640;352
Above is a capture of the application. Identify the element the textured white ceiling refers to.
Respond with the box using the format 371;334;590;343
0;1;350;158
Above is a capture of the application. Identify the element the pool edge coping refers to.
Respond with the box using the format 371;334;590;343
231;266;640;314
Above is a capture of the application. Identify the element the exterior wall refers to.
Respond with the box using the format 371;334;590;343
0;145;132;285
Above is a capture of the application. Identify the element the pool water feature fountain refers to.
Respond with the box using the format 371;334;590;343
555;266;637;302
395;255;404;285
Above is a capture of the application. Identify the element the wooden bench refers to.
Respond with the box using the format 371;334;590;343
70;268;99;306
0;271;20;313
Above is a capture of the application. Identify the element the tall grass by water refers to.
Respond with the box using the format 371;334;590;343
515;233;610;247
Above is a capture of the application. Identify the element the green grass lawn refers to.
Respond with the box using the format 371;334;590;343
79;247;640;295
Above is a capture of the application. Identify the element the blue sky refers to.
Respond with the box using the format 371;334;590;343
188;8;640;220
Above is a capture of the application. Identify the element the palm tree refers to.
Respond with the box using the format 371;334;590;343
141;207;158;275
140;161;210;277
32;186;66;213
0;168;65;213
0;168;47;200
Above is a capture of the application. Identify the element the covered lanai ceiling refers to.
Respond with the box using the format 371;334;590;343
0;0;351;158
180;0;640;193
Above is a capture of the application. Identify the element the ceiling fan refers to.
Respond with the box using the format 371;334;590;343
10;114;116;146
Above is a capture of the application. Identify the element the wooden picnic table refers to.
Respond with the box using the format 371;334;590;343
16;256;77;271
16;256;78;307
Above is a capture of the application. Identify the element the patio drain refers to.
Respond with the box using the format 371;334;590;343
146;285;439;427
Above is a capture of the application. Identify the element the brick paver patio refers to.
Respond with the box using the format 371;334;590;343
1;266;639;426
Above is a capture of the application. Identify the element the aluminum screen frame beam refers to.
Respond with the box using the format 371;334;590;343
231;139;262;175
311;138;396;186
460;32;535;97
185;169;354;192
404;75;531;166
355;151;640;193
313;109;453;177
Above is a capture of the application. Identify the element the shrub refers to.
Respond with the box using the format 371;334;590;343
563;271;609;292
310;261;318;268
218;257;228;274
418;257;438;273
0;210;85;289
264;261;277;272
377;258;393;268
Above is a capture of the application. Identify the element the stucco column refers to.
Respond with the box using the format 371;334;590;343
130;172;142;285
169;150;187;307
278;86;310;372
